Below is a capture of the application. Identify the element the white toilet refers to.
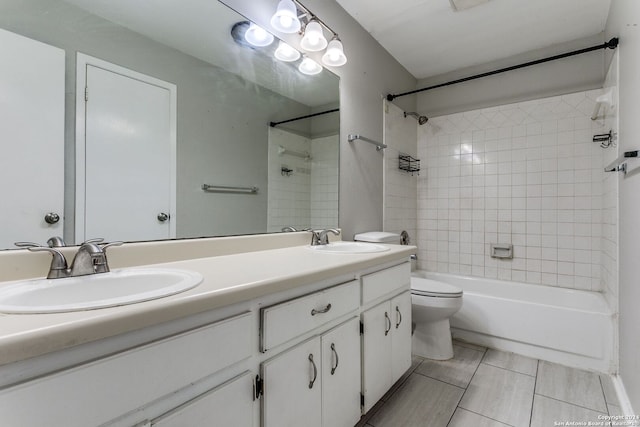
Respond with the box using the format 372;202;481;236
354;231;463;360
411;276;463;360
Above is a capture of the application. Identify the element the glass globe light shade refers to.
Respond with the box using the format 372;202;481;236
298;56;323;75
270;0;301;33
322;38;347;66
274;41;301;62
244;23;274;47
300;20;328;52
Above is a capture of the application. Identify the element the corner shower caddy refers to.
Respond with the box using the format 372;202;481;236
398;154;420;175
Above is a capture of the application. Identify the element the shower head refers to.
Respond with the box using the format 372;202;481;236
404;111;429;125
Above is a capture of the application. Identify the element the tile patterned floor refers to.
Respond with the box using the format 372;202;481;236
356;341;622;427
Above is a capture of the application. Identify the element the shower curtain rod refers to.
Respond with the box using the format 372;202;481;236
386;38;619;101
270;108;339;127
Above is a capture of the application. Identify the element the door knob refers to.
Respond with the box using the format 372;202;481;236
44;212;60;224
157;212;170;222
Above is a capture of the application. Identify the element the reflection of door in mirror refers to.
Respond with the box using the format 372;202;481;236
0;28;65;248
75;54;177;244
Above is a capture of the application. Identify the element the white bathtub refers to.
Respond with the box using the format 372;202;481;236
412;271;616;373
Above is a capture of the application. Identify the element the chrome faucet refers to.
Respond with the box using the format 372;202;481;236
16;238;122;279
310;228;340;246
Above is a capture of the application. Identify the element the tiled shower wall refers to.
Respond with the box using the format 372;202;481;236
310;135;339;230
267;128;339;232
417;90;611;291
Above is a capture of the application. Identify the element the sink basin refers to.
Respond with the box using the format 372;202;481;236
0;268;203;314
307;241;390;254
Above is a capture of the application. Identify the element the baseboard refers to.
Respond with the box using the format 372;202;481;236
611;375;637;417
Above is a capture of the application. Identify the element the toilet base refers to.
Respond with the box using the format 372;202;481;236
412;319;454;360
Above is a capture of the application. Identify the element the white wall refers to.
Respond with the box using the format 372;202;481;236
601;51;619;312
222;0;417;239
383;101;418;242
416;91;608;289
416;34;608;118
605;0;640;413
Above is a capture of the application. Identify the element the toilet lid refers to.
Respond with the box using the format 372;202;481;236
411;278;463;298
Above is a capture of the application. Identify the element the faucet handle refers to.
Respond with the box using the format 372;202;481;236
319;228;340;245
47;236;66;248
99;241;123;252
83;238;104;245
26;247;69;279
14;241;43;248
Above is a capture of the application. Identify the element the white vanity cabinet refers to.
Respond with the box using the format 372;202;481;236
0;312;254;427
260;317;361;427
0;248;416;427
320;317;361;427
361;263;412;413
151;371;254;427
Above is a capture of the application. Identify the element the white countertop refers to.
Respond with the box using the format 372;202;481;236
0;243;415;366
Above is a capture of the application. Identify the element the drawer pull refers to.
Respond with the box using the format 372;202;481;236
396;305;402;329
308;353;318;389
384;311;391;336
330;343;339;375
311;303;332;316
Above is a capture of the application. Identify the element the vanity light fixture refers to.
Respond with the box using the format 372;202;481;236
274;41;301;62
244;22;274;47
270;0;301;33
300;19;327;52
298;56;323;75
269;0;348;68
321;37;347;66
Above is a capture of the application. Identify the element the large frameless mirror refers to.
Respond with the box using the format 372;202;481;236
0;0;339;249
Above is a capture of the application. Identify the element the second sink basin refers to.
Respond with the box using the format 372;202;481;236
0;268;203;314
307;241;390;254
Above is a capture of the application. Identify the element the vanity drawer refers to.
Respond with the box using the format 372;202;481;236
361;262;411;304
0;311;253;427
260;280;359;352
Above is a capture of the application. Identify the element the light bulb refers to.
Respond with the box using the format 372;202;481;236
300;20;327;52
274;41;301;62
244;23;274;47
299;56;322;75
270;0;301;33
322;38;347;67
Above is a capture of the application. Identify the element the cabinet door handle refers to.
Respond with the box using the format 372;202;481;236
308;353;318;389
311;303;332;316
330;343;339;375
396;305;402;329
384;311;391;336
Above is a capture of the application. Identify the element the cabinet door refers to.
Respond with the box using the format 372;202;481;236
262;337;322;427
391;291;412;383
321;318;361;427
361;301;392;413
152;371;254;427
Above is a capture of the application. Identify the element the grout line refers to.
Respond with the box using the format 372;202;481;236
533;393;608;414
454;407;517;427
412;369;467;390
481;360;538;377
448;347;488;427
529;360;540;427
598;374;615;413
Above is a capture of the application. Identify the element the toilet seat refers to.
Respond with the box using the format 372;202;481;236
411;278;462;298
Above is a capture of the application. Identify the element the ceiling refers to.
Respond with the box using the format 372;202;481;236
335;0;612;79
